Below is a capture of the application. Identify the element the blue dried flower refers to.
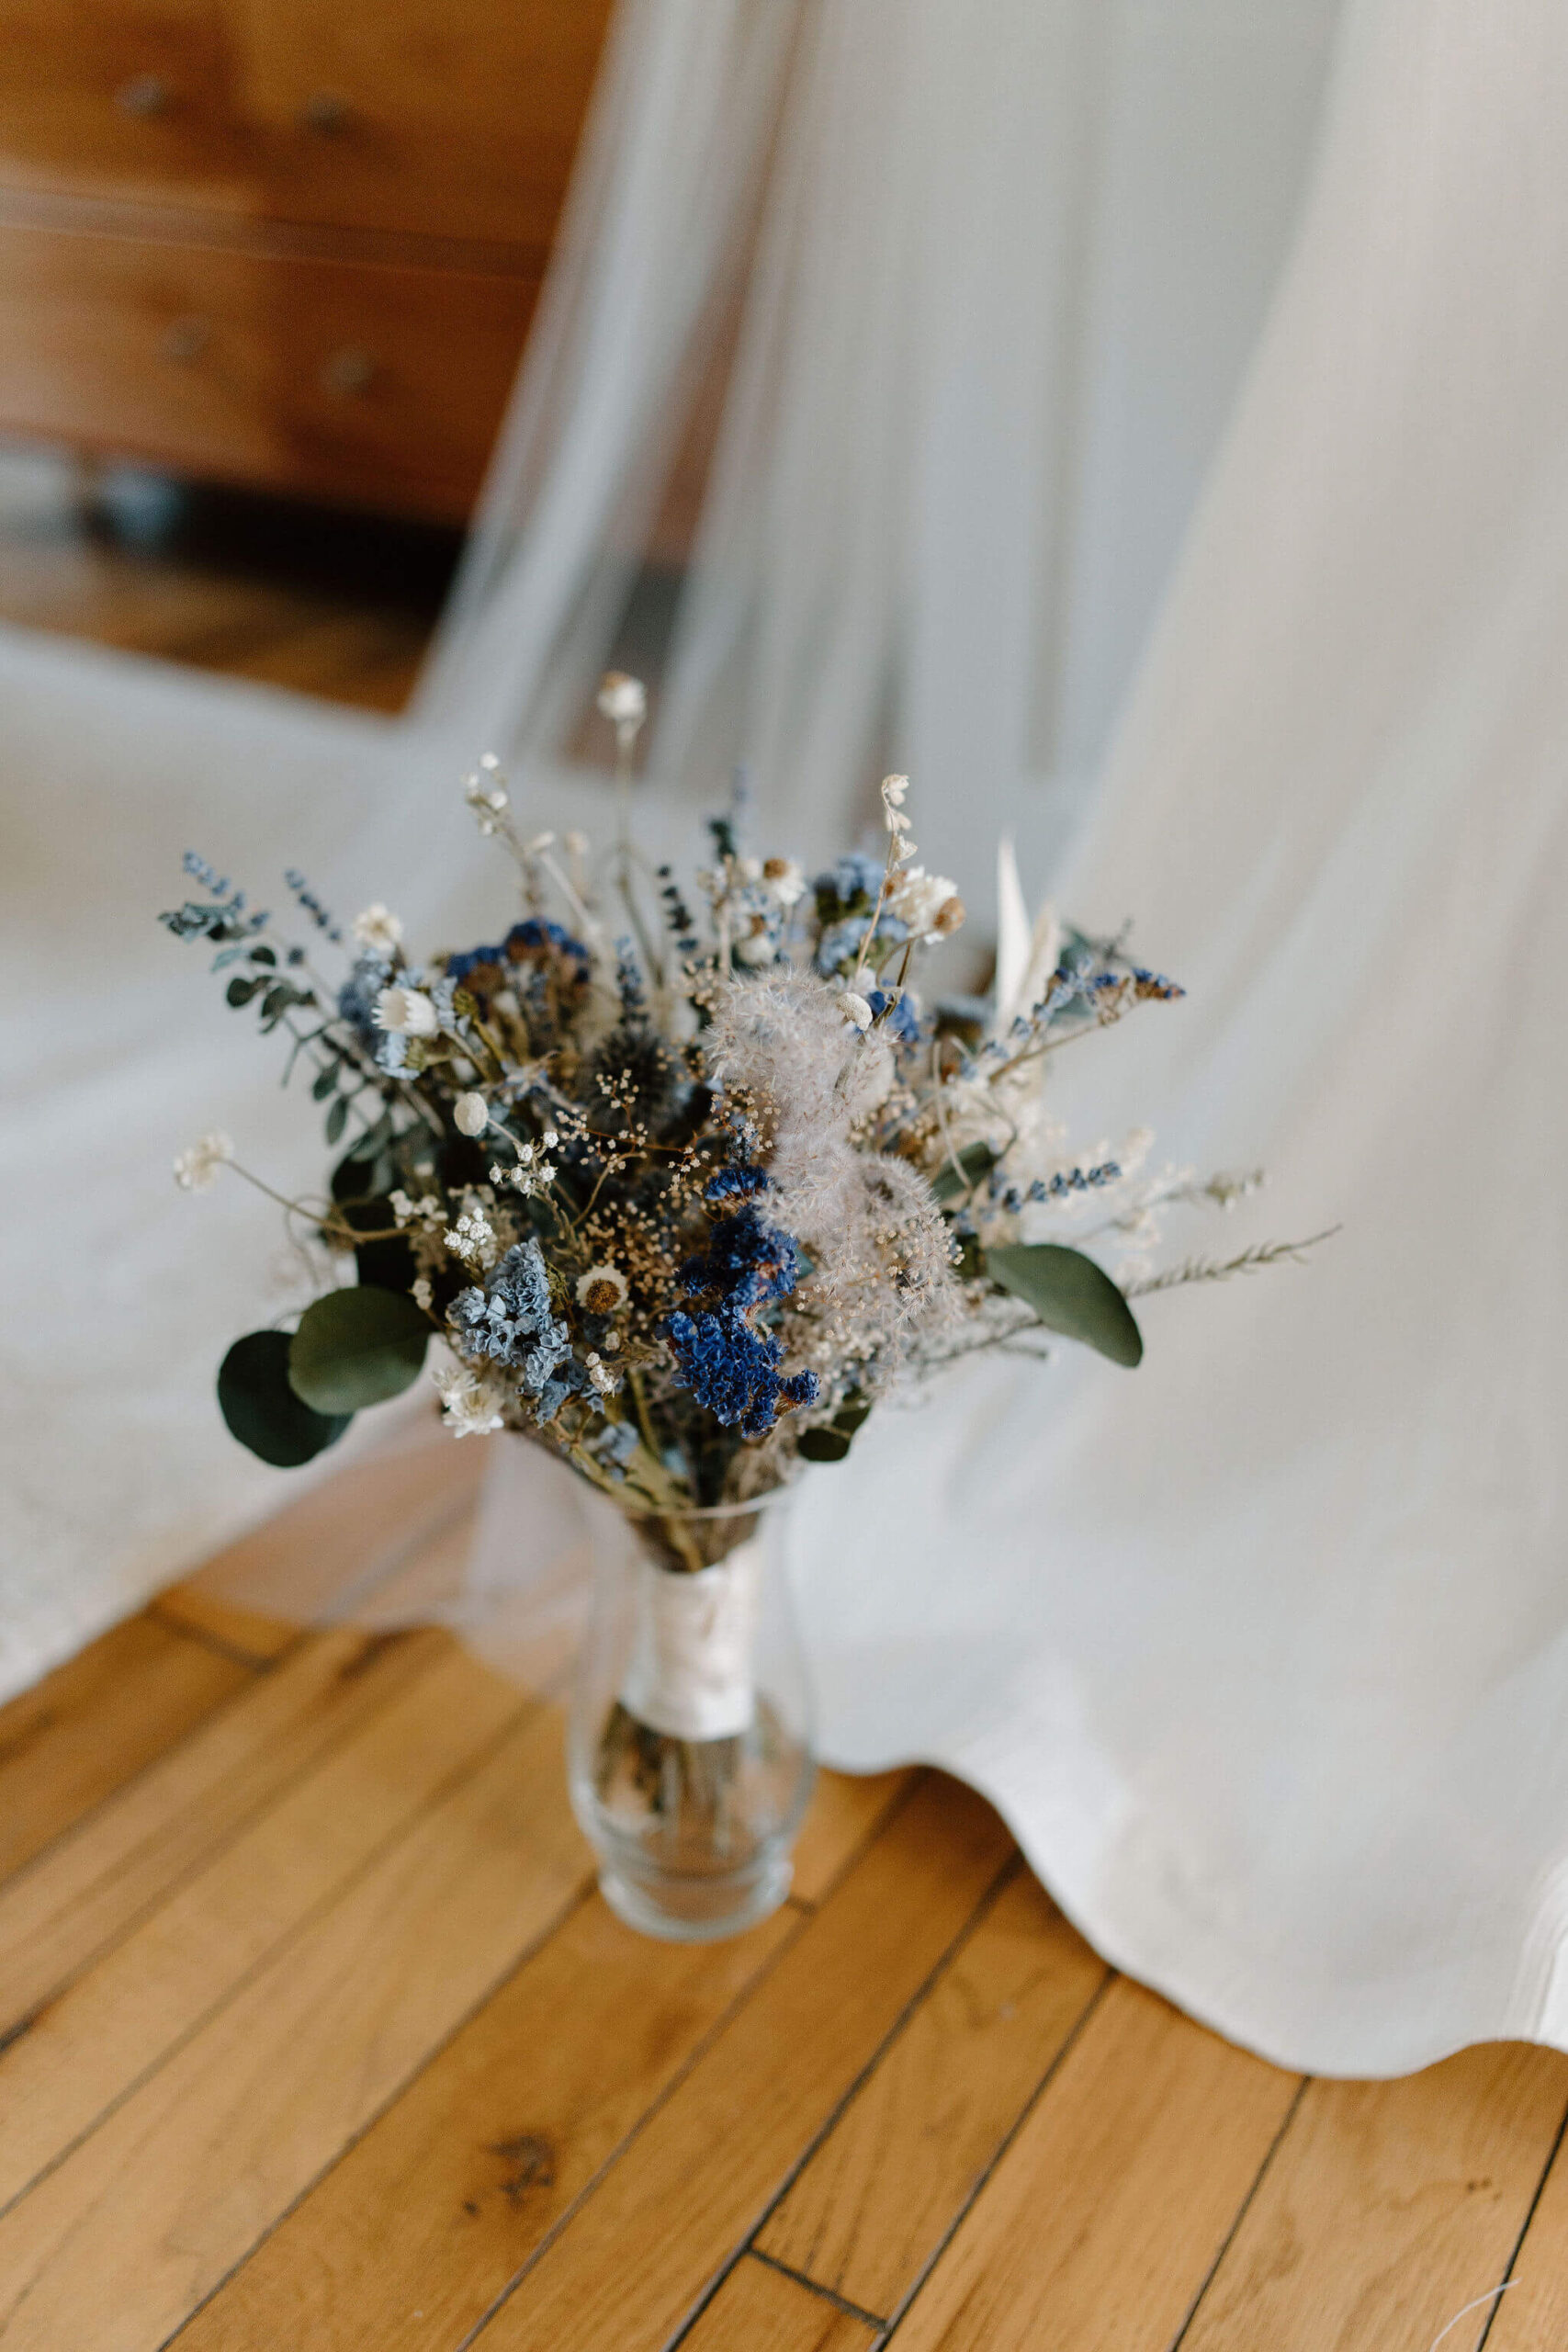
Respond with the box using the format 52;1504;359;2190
867;988;922;1045
664;1203;817;1433
678;1204;799;1310
450;1240;573;1401
705;1165;770;1202
666;1308;818;1437
815;851;886;908
338;952;390;1041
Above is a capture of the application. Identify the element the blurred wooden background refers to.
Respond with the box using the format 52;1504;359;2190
0;0;614;520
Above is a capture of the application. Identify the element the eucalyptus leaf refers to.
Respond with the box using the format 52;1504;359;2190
225;975;265;1008
324;1095;349;1146
931;1141;998;1205
218;1330;351;1467
311;1059;340;1102
288;1285;430;1414
984;1243;1144;1367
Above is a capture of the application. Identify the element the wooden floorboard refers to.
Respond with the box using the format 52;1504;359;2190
0;1611;254;1884
7;1471;1568;2352
755;1866;1107;2321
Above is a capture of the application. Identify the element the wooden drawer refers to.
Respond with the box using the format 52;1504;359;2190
0;2;256;213
0;220;536;518
239;0;616;248
0;0;615;248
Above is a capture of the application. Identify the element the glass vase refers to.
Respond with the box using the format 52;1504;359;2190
568;1487;815;1941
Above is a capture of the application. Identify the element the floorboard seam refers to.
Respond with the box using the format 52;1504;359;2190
1473;2083;1568;2351
446;1898;820;2352
143;1607;286;1673
875;1957;1118;2346
0;1686;545;2231
1165;2072;1313;2352
747;2245;888;2328
662;1846;1026;2352
154;1869;601;2352
0;1629;448;2040
0;1481;476;1899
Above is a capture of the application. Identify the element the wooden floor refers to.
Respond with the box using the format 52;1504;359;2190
0;1441;1565;2352
7;454;1568;2349
0;443;454;713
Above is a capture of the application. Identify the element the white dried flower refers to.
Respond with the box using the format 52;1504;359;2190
762;856;806;907
352;902;403;955
374;985;439;1039
596;671;647;728
434;1358;509;1438
444;1203;500;1270
389;1189;443;1228
734;926;777;967
412;1276;434;1313
880;773;908;807
836;989;874;1031
584;1351;621;1396
173;1131;233;1192
453;1091;490;1137
886;866;964;942
576;1263;629;1315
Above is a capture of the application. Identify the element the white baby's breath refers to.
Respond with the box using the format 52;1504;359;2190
173;1131;233;1192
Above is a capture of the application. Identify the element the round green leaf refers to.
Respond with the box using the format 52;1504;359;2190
983;1243;1144;1367
219;1330;351;1467
797;1427;852;1464
288;1285;431;1414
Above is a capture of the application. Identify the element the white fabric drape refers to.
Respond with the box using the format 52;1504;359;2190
6;0;1566;2075
420;0;1342;905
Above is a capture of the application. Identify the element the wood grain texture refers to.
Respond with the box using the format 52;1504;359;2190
170;1764;907;2350
0;1611;251;1882
1179;2045;1568;2352
888;1977;1301;2352
174;1891;798;2352
0;218;537;520
758;1868;1106;2319
0;1623;444;2042
0;1634;516;2211
1482;2120;1568;2352
681;2256;878;2352
0;1699;587;2352
470;1775;1014;2352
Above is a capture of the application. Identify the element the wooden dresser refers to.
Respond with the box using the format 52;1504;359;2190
0;0;615;520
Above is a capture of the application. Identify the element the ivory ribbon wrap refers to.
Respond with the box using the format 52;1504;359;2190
618;1545;761;1741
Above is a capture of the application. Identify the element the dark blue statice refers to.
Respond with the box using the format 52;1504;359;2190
664;1204;818;1437
449;1240;589;1423
705;1165;770;1203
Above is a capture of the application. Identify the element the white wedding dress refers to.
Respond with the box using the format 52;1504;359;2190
5;0;1566;2074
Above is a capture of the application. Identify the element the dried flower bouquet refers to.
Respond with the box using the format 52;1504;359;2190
164;674;1317;1559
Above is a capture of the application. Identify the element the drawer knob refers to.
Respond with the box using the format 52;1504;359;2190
116;74;173;119
321;345;377;397
301;89;353;134
161;316;211;365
